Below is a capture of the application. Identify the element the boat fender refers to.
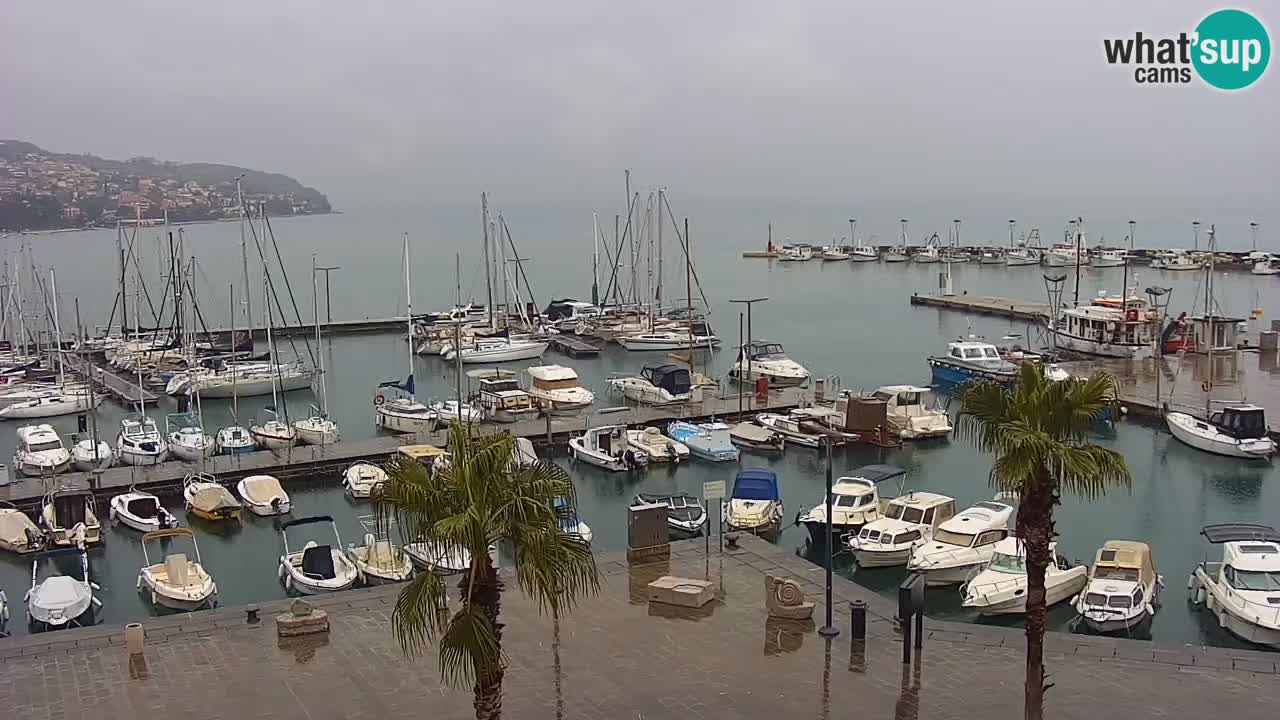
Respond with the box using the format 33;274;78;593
151;591;158;606
136;574;143;590
374;394;386;406
1201;381;1211;393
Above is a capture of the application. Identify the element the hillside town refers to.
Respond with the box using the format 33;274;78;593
0;139;331;231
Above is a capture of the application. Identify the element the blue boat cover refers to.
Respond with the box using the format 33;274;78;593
732;468;780;501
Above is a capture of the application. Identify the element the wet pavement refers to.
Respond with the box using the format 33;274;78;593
1;535;1277;720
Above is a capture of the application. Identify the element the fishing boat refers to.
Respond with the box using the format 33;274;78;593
347;531;413;585
1005;246;1039;266
568;425;647;471
961;538;1089;615
278;516;359;594
847;492;957;568
137;528;218;611
616;330;720;351
724;468;784;537
927;338;1020;386
635;493;707;538
797;464;905;546
237;474;292;516
912;243;942;264
883;247;911;262
344;462;387;499
40;489;101;547
404;541;472;575
755;413;823;448
777;244;814;261
728;422;785;453
166;412;213;462
851;242;879;262
820;245;851;261
1045;222;1089;267
666;420;739;461
872;385;952;439
1047;291;1160;360
12;424;72;476
27;547;101;629
607;363;692;405
729;340;810;388
0;502;45;554
1092;249;1128;268
182;473;242;522
978;248;1003;264
906;500;1014;585
526;365;594;414
1073;540;1162;634
70;434;114;472
1153;250;1203;271
554;496;593;544
109;487;177;533
625;427;689;463
1188;524;1280;649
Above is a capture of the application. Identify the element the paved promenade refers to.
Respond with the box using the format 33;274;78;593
1;536;1276;719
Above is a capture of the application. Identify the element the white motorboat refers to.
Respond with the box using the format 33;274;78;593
907;500;1014;585
1045;225;1089;266
616;331;720;351
1188;524;1280;649
41;489;102;547
294;406;340;446
0;389;99;419
962;538;1089;615
607;363;693;405
0;502;46;554
404;541;472;575
728;422;786;453
1166;405;1277;459
1092;249;1127;267
375;395;438;433
446;338;550;364
797;464;905;546
109;487;177;533
70;436;115;472
820;246;851;261
1004;246;1039;266
1073;540;1162;634
347;532;414;585
215;425;257;455
634;493;708;538
569;425;647;471
625;427;690;463
27;546;101;629
13;424;72;477
978;248;1003;264
251;409;298;450
882;246;911;263
666;420;739;462
117;416;169;466
526;365;594;414
237;474;292;516
912;243;942;264
166;412;213;462
554;496;593;544
777;244;814;261
431;399;482;424
1047;292;1159;360
344;462;387;499
850;244;879;262
137;528;218;611
1251;257;1280;275
872;385;953;440
928;338;1021;387
724;469;784;537
182;473;242;522
278;516;359;594
755;413;823;448
848;492;957;568
730;341;810;388
1153;250;1203;271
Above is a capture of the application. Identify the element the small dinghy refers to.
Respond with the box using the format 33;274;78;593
755;413;823;448
237;475;292;516
278;516;359;594
137;528;218;611
348;532;414;585
667;420;739;462
554;497;593;545
41;489;102;547
344;462;387;499
109;487;178;533
404;541;473;575
728;422;785;453
625;427;690;463
0;502;46;554
27;545;101;629
634;493;707;538
182;473;242;522
724;469;784;537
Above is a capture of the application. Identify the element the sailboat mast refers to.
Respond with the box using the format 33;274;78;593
1205;225;1216;417
481;193;494;326
75;298;100;461
264;274;280;419
656;190;664;308
1072;219;1082;306
230;283;239;422
312;255;327;415
591;212;600;307
133;273;144;416
685;218;694;375
49;268;64;387
403;233;414;400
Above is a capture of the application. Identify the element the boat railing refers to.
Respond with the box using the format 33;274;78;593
913;545;978;568
1205;568;1280;629
963;575;1026;600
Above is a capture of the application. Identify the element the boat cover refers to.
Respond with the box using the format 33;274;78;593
52;494;88;528
849;464;907;484
641;363;691;395
126;497;160;519
732;469;780;501
241;475;286;504
301;545;336;580
190;486;240;514
0;509;40;547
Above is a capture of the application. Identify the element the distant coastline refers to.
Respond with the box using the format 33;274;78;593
0;209;342;237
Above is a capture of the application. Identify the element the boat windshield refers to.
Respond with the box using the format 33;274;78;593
27;440;62;452
932;528;975;547
899;506;924;524
835;494;869;508
884;503;904;520
989;552;1026;574
1094;566;1140;582
1227;568;1280;591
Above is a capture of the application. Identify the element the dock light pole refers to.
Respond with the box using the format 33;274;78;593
729;297;768;410
818;435;839;637
314;264;341;324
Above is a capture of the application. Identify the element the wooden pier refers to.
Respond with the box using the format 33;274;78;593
549;335;602;357
909;293;1050;322
66;356;160;406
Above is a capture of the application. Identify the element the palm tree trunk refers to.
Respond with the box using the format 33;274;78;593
466;561;505;720
1016;474;1055;720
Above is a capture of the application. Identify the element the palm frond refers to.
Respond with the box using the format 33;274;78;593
438;602;503;688
390;569;449;658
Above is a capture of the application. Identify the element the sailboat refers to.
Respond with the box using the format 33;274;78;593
250;275;297;450
117;275;169;466
166;254;213;461
375;233;438;433
216;283;257;455
294;256;340;445
0;269;99;420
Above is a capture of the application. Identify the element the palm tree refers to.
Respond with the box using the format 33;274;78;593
377;422;600;720
954;364;1130;720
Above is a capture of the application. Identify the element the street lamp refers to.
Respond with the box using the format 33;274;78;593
818;434;839;638
314;264;341;324
729;297;768;410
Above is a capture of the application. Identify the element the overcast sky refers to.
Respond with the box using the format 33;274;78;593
3;2;1275;210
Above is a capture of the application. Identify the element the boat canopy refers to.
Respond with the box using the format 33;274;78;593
282;515;337;531
397;444;450;463
1092;540;1155;586
1209;407;1268;439
848;464;907;484
1201;524;1280;544
641;363;691;396
0;509;40;547
742;341;786;360
732;469;780;501
528;365;579;382
189;486;241;514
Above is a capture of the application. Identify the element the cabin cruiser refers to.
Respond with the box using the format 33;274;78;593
927;339;1020;386
404;541;473;575
182;473;243;522
472;369;538;423
1047;292;1159;360
797;464;905;546
542;299;600;333
237;475;292;516
41;489;102;547
607;363;693;405
251;408;298;450
109;487;177;533
1251;255;1280;275
349;532;414;585
138;528;218;611
166;412;214;462
755;413;823;448
851;243;879;262
27;547;101;629
278;516;359;594
635;493;708;538
1073;540;1162;634
666;420;739;461
429;399;482;424
906;500;1014;585
1188;523;1280;648
962;538;1088;615
724;469;784;537
0;502;45;554
344;462;387;499
1166;404;1276;459
848;492;956;567
526;365;594;414
70;435;115;472
1092;249;1127;267
215;424;257;455
872;385;952;440
730;341;810;388
821;245;851;261
616;329;720;351
882;245;911;263
569;425;647;471
777;244;814;261
117;415;169;466
728;422;785;453
625;427;689;463
13;424;72;477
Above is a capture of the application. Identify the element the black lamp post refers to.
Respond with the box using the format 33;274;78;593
818;435;839;637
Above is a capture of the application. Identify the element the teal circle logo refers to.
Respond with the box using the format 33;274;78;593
1193;9;1270;90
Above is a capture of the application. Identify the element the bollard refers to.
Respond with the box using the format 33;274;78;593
125;623;145;656
850;599;866;640
246;604;260;624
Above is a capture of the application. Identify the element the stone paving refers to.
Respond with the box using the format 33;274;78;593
1;535;1277;720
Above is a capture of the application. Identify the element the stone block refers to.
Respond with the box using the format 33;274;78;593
646;576;716;608
627;544;671;564
276;598;330;637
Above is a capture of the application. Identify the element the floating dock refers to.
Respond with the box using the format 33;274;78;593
909;293;1049;322
549;335;602;357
